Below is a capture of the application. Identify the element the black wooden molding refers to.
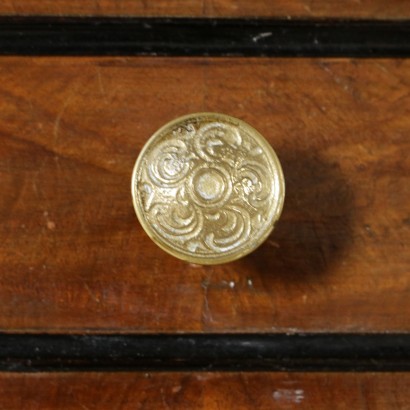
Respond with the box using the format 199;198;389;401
0;333;409;372
0;17;409;57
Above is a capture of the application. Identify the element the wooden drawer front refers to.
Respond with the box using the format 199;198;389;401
0;0;409;18
1;57;408;333
0;372;409;409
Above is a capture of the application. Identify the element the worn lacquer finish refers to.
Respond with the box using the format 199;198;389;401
0;58;409;332
132;113;284;264
0;372;409;409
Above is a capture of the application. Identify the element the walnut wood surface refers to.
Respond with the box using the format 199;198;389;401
0;0;409;18
0;372;409;409
0;57;409;332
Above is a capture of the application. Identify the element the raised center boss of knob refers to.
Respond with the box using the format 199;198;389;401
194;169;225;201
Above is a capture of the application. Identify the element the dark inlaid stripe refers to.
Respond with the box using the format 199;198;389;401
0;17;409;57
1;333;409;371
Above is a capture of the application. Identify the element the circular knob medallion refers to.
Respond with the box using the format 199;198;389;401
131;113;285;265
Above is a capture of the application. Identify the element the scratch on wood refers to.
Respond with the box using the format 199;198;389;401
303;0;313;13
96;66;107;101
7;0;18;13
114;380;135;410
266;239;280;248
53;98;71;144
202;64;209;112
374;62;390;74
53;84;80;144
76;206;87;234
358;380;370;410
84;283;100;303
93;0;101;13
312;222;328;269
32;179;40;198
317;61;355;96
160;388;170;410
201;270;215;324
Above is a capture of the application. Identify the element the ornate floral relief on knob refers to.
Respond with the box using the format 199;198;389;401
132;113;285;265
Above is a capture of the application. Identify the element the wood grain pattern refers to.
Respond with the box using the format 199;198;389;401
0;57;409;332
0;0;409;18
0;372;409;409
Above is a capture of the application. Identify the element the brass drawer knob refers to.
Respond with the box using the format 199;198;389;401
131;113;285;264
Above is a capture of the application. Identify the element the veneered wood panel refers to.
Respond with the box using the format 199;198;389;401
0;57;409;332
0;372;409;409
0;0;409;18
